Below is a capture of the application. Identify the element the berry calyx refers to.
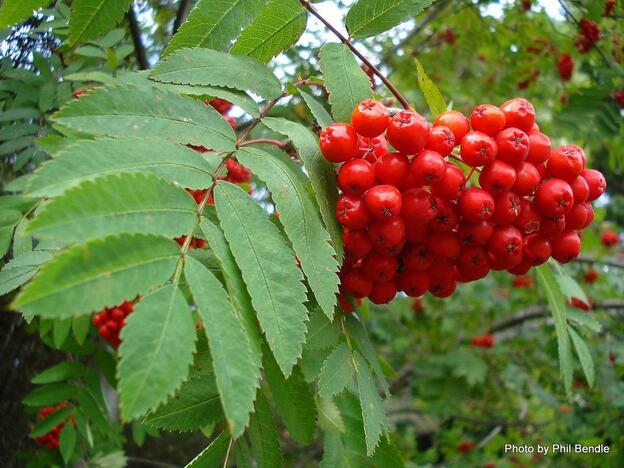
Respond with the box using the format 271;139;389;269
351;99;390;137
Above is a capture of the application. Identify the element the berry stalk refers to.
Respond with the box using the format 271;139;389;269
298;0;412;110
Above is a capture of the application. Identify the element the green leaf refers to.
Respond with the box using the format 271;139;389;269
53;318;72;347
263;351;317;444
143;371;223;432
26;137;219;197
319;43;373;123
28;173;198;243
13;234;179;320
68;0;130;45
261;117;343;261
414;58;446;117
248;393;283;468
23;384;76;406
53;85;236;151
30;406;74;438
569;326;595;387
214;182;308;377
353;351;388;456
185;257;260;438
567;308;601;333
59;423;77;464
0;251;53;296
236;146;338;318
318;342;354;399
185;431;231;468
0;123;38;141
117;70;261;118
72;314;91;345
536;264;573;394
0;0;48;28
0;108;40;122
235;439;253;468
345;315;390;397
346;0;433;39
298;88;334;129
230;0;307;63
0;135;35;155
32;361;85;384
556;271;589;303
118;285;196;421
164;0;267;56
200;219;263;358
448;350;487;386
150;48;282;100
317;397;345;434
305;304;341;350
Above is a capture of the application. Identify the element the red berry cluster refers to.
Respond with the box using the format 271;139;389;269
92;300;134;348
320;98;607;307
601;229;620;247
471;334;495;348
616;91;624;107
584;269;599;283
604;0;616;17
557;53;574;81
457;439;475;453
576;18;601;53
521;0;532;11
34;402;72;449
207;98;237;128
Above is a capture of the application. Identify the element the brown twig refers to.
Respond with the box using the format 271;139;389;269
127;4;148;70
172;0;191;35
298;0;411;110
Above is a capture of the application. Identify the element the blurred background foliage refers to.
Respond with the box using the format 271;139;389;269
1;0;623;467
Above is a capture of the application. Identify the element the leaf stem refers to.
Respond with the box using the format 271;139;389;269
222;437;234;468
298;0;411;110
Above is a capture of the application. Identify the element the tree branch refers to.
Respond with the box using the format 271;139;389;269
298;0;411;109
127;4;149;70
172;0;191;35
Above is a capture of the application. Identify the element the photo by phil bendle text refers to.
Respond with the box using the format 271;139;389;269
504;443;611;454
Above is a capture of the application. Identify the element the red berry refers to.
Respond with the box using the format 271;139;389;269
551;231;581;263
92;313;105;327
526;132;552;165
338;159;376;196
362;252;398;282
460;131;498;167
374;152;409;187
534;179;574;217
479;160;516;194
565;203;590;231
336;195;371;229
459;188;495;222
488;225;523;259
456;245;490;281
458;221;494;245
431;199;459;231
430;164;466;200
490;192;521;224
470;104;506;136
540;216;566;237
426;125;455;155
357;136;388;162
409;149;447;186
364;185;402;219
429;276;457;297
515;199;542;235
342;269;373;298
513;162;541;196
343;229;373;259
368;217;406;248
434;110;470;141
427;231;461;262
582;169;606;201
320;123;359;162
499;98;535;132
368;280;398;304
398;271;430;297
495;127;529;167
523;234;552;265
571;175;590;202
402;243;433;271
401;188;437;224
548;145;585;181
387;110;430;154
557;53;574;81
580;202;594;228
351;99;389;137
584;269;599;283
601;229;619;247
